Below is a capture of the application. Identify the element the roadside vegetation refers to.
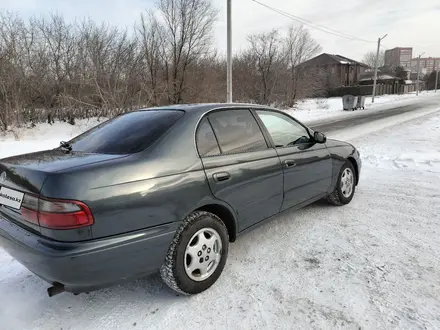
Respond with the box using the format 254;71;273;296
0;0;322;131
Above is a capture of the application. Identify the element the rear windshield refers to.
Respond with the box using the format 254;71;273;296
67;110;184;154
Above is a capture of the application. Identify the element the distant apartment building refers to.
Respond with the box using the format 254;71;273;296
410;57;440;74
384;47;413;68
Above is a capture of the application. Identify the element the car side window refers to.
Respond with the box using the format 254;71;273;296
256;110;311;148
208;109;268;154
196;118;221;157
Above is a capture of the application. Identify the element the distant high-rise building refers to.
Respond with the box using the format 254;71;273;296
411;57;440;74
384;47;413;68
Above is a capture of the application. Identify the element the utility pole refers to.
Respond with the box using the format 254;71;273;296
226;0;232;103
416;52;425;96
372;34;387;103
435;70;439;93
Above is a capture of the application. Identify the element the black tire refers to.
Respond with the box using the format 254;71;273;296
160;211;229;295
327;161;356;206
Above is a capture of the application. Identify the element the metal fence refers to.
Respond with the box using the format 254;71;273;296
328;83;421;97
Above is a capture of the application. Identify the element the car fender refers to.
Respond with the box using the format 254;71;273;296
325;139;361;191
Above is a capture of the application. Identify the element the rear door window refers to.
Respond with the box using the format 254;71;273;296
208;109;268;154
68;110;184;154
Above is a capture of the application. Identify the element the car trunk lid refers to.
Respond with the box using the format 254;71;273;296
0;149;124;234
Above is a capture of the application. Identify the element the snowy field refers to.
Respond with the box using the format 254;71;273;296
1;94;440;329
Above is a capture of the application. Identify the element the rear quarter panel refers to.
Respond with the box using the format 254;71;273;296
84;168;213;238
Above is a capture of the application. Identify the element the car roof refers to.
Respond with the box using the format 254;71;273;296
137;103;271;114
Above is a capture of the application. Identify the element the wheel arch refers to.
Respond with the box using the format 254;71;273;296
196;203;238;242
347;157;359;185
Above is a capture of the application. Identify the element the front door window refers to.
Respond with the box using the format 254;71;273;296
255;110;311;147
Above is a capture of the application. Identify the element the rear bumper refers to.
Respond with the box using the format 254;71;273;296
0;213;178;293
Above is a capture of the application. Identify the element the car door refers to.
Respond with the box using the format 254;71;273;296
196;108;283;232
254;109;333;211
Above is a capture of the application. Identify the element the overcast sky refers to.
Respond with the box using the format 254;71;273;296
2;0;440;62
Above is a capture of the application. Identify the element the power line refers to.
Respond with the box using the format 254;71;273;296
252;0;374;43
251;0;375;44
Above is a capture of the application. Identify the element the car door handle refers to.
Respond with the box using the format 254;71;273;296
213;172;231;182
284;160;297;168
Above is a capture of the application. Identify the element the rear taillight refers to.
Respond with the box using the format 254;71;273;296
20;194;39;225
38;199;94;229
20;195;94;229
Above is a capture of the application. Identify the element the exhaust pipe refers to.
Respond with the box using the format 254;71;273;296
47;283;65;297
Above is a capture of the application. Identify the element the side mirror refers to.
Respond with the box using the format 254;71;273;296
314;131;327;144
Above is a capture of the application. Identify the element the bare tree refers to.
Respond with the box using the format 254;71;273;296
0;7;328;131
0;12;28;129
247;29;284;104
136;11;166;106
284;25;322;106
157;0;218;104
33;14;79;122
232;51;260;103
362;50;384;69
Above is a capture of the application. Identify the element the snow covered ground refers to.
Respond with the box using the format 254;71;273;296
290;90;439;123
1;95;440;329
0;118;102;159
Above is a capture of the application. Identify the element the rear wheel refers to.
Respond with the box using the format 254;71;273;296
160;211;229;295
327;161;356;206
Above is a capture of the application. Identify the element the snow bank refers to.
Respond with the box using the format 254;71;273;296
0;118;104;159
289;90;438;122
1;118;103;141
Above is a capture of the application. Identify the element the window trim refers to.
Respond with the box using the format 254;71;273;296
252;108;314;149
207;117;223;154
195;117;222;158
194;107;271;158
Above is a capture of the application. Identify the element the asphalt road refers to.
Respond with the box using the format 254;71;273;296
309;98;439;133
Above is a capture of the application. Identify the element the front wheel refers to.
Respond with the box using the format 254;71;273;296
160;211;229;295
327;161;356;206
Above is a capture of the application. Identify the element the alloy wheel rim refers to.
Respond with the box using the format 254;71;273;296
340;168;354;198
184;228;222;282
